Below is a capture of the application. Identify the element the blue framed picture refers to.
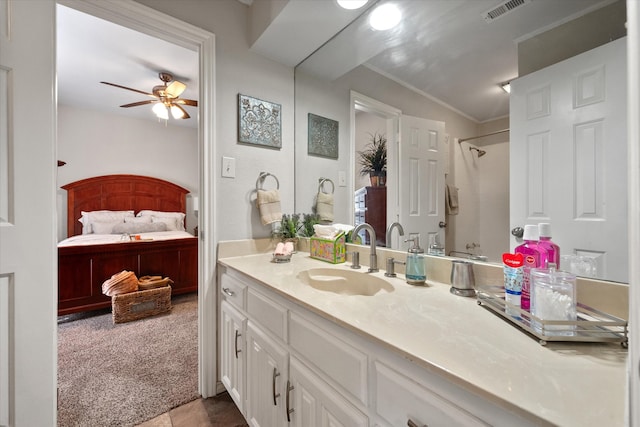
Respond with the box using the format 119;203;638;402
238;94;282;149
308;113;338;159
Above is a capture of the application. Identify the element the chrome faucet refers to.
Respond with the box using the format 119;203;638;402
386;222;404;248
352;223;378;272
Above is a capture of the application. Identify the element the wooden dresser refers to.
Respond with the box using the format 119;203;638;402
354;186;387;247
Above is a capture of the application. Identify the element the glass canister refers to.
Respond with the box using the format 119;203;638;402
530;267;577;336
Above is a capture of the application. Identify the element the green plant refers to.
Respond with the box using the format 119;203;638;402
357;132;387;176
300;213;320;237
273;214;302;240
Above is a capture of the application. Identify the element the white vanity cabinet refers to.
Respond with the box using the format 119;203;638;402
246;320;289;427
373;361;488;427
218;264;537;427
219;267;368;427
220;300;246;413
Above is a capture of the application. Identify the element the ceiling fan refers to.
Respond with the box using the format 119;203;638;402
100;72;198;120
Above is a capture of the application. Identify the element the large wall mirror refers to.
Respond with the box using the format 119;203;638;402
294;0;628;284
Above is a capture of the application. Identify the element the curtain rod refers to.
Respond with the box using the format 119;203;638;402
458;128;509;143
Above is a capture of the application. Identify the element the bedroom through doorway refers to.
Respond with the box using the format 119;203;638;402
55;1;213;424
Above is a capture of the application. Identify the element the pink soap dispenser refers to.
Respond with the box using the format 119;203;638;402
538;222;560;268
514;224;548;311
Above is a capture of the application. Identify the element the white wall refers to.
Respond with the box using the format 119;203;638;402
57;105;198;240
135;0;295;241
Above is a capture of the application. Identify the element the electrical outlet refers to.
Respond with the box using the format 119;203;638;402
222;156;236;178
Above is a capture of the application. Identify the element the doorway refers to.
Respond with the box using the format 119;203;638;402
55;0;217;414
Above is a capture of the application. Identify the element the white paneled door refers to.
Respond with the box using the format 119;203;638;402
0;1;57;426
398;115;446;252
510;38;627;283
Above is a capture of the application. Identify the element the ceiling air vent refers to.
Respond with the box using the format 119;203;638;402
483;0;531;23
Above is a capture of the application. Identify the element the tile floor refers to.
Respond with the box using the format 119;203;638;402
136;392;248;427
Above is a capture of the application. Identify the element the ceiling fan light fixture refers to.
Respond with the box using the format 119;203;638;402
152;102;169;120
170;104;185;119
337;0;368;10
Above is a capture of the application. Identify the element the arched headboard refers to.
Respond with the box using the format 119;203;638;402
62;174;190;237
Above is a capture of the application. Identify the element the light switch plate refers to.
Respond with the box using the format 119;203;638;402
222;156;236;178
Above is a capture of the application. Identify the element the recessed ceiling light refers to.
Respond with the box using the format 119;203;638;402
369;3;401;31
336;0;368;10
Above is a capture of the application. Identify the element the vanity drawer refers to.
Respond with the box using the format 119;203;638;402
289;311;367;406
374;361;487;427
220;273;247;310
246;287;287;342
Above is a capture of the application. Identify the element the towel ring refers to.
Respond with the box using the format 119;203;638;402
318;178;335;194
256;172;279;191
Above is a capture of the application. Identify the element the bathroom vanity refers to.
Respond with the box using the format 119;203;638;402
217;243;627;427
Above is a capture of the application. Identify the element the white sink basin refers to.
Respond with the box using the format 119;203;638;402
297;268;394;296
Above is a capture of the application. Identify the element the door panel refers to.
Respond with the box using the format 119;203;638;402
0;1;57;425
399;115;445;251
510;38;627;282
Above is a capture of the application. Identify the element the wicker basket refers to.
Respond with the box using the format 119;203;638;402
112;285;172;324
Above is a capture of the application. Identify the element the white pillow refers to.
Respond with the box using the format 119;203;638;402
137;210;185;231
151;216;179;231
91;220;123;234
79;210;134;234
125;216;152;224
112;222;168;234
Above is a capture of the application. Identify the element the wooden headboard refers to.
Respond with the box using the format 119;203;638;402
62;174;190;237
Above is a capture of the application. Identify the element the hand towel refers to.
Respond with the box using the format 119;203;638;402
256;189;282;225
446;184;459;215
316;191;334;222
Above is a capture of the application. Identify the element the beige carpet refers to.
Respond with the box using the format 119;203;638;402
57;293;199;427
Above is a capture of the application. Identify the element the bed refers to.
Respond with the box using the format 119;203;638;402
57;174;198;315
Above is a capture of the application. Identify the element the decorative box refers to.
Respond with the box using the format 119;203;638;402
310;232;346;264
111;285;172;324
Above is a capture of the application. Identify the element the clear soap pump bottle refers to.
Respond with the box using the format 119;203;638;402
405;236;426;285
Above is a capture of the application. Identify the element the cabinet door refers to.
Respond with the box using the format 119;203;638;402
246;321;288;427
220;300;247;414
374;361;488;427
289;356;368;427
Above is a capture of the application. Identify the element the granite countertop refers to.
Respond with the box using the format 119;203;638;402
218;251;628;426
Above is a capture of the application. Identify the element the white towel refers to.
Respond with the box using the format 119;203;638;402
316;191;333;222
446;184;459;215
316;191;334;222
256;189;282;225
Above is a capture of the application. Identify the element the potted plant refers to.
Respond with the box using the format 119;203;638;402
273;214;302;249
357;132;387;186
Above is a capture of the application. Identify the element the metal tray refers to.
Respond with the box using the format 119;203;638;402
476;285;628;347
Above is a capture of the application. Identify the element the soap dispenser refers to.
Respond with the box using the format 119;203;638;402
405;236;426;285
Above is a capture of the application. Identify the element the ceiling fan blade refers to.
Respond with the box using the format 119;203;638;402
174;98;198;107
166;80;186;98
172;103;190;119
100;81;156;98
120;100;158;108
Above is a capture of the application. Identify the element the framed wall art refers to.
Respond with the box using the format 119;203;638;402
308;113;338;159
238;94;282;149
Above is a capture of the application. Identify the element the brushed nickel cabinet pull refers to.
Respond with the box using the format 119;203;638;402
272;367;281;405
286;380;295;422
407;419;427;427
222;287;235;297
234;330;241;358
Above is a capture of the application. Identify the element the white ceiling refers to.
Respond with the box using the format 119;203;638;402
57;0;615;127
57;4;199;128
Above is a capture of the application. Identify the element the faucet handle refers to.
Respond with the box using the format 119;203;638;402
350;251;361;269
384;257;406;277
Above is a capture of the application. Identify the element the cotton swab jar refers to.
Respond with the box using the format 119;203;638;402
530;266;577;336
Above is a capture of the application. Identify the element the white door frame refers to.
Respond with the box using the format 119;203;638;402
350;91;401;246
57;0;218;397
